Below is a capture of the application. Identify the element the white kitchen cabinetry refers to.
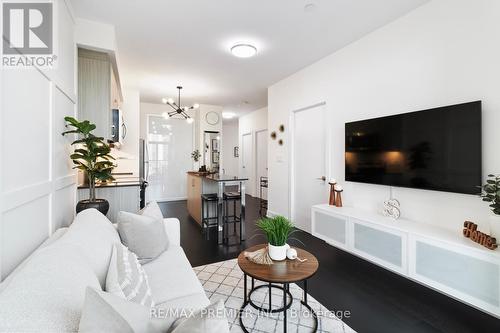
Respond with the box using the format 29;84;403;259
77;186;140;223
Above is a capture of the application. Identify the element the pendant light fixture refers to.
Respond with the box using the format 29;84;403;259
161;86;199;123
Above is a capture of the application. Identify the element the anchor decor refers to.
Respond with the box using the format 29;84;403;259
383;199;401;219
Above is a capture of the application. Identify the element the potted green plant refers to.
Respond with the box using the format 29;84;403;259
256;216;294;260
191;149;205;172
62;117;115;215
191;149;201;162
481;174;500;239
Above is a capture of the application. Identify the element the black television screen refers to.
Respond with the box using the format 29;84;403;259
345;101;482;194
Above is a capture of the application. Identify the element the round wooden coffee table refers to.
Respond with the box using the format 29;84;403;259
237;244;319;333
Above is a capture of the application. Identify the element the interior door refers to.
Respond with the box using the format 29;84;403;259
292;104;327;232
241;133;253;194
146;115;193;202
255;130;268;199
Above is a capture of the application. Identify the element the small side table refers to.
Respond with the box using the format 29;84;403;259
237;244;320;333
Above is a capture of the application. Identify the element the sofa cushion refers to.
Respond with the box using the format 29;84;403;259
169;300;230;333
139;200;164;221
58;208;121;287
163;218;180;247
143;247;208;307
154;293;210;312
0;242;100;333
106;243;154;307
117;211;168;263
79;287;175;333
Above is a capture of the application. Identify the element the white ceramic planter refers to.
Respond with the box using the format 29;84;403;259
489;214;500;242
268;243;290;261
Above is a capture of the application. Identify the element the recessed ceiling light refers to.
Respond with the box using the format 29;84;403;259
222;112;236;119
231;44;257;58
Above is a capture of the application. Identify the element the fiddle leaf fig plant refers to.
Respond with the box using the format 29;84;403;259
62;117;115;201
481;174;500;215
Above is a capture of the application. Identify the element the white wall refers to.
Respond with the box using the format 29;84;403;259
140;102;223;169
239;107;268;197
221;121;239;176
195;105;223;162
0;0;77;280
268;0;500;232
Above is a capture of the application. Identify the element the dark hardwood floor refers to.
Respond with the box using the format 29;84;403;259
159;196;500;333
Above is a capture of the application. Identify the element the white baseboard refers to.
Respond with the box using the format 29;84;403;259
156;197;187;202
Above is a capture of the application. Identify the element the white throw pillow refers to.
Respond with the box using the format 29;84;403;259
79;287;175;333
169;300;230;333
117;211;169;263
139;201;164;220
106;243;155;308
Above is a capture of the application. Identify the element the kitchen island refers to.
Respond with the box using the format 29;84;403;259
186;172;248;244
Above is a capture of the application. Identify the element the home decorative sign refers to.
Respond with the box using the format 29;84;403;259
463;221;498;250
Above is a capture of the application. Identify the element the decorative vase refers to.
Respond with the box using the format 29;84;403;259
328;180;336;206
76;199;110;215
268;243;290;261
489;214;500;241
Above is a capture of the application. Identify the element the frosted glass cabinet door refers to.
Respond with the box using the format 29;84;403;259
413;238;500;313
352;219;406;274
312;210;347;248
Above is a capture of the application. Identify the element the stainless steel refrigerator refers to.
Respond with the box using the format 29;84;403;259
139;138;148;208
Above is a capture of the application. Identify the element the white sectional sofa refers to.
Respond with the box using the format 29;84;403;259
0;208;209;332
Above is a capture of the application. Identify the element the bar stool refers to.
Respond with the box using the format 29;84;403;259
201;193;218;240
223;191;242;244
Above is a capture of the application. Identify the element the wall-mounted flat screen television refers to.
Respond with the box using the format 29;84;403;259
345;101;482;194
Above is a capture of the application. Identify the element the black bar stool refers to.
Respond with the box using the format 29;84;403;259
259;176;268;216
223;191;242;244
201;193;218;240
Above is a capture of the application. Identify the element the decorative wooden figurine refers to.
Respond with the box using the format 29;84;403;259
463;221;498;250
328;179;337;206
334;184;343;207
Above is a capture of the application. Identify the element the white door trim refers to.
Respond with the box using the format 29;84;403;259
288;101;330;226
254;129;268;198
241;131;253;195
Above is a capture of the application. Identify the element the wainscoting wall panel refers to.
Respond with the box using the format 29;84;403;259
2;197;50;276
0;0;76;281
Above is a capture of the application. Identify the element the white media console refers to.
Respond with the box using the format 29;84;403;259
311;204;500;318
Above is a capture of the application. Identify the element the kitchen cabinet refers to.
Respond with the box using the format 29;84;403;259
77;184;140;223
187;173;202;225
78;48;122;141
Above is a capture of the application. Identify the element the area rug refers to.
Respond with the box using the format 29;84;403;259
194;258;356;333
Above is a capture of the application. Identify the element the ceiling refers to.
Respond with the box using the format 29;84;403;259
72;0;428;117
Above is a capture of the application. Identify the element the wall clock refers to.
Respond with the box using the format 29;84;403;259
205;111;220;125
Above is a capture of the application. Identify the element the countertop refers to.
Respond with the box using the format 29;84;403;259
204;174;249;182
186;172;248;182
78;176;142;189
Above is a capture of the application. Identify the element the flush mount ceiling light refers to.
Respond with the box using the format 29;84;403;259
304;3;317;12
230;43;257;58
161;86;199;122
222;112;236;119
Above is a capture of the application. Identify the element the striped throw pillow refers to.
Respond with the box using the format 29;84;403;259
105;243;154;308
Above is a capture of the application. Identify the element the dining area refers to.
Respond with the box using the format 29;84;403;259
186;172;248;245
